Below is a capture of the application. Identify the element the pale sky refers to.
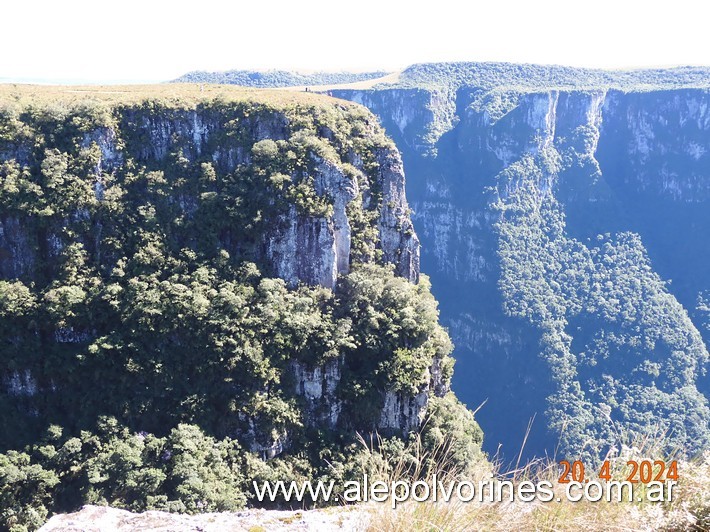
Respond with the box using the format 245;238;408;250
1;0;708;84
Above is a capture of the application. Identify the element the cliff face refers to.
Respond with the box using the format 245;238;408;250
334;81;710;459
0;89;445;457
338;88;458;156
0;107;419;289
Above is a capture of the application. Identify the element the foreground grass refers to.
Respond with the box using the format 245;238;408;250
361;435;709;532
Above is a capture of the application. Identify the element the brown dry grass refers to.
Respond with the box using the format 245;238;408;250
360;433;710;532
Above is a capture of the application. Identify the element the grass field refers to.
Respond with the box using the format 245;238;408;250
0;82;357;108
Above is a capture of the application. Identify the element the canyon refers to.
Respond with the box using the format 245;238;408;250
331;64;710;459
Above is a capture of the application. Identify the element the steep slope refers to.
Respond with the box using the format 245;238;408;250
333;64;710;460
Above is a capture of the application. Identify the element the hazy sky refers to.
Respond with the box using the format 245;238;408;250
1;0;708;83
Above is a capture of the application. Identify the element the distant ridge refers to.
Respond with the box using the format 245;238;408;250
172;63;710;92
171;69;391;87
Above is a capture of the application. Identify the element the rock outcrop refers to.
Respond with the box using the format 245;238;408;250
39;504;369;532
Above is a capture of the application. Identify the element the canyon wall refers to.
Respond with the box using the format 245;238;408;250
334;81;710;459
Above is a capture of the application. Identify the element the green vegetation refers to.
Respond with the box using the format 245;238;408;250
0;412;485;531
0;419;246;530
494;151;710;462
0;87;482;530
